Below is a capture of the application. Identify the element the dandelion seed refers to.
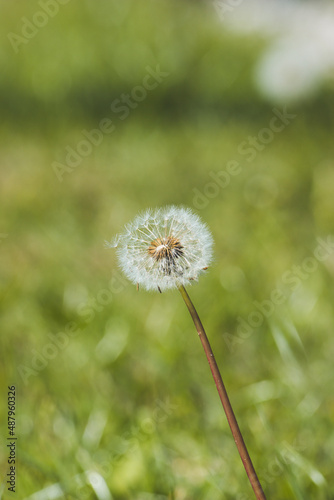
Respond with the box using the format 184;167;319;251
106;205;266;499
107;206;213;292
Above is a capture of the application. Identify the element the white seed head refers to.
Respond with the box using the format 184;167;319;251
108;206;214;292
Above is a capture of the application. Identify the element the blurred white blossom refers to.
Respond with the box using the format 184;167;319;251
218;0;334;102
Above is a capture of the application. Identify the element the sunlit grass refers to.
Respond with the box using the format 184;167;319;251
1;1;334;499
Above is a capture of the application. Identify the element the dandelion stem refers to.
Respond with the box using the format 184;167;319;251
178;284;266;500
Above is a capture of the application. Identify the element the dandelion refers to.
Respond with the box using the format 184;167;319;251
107;206;213;292
108;206;266;500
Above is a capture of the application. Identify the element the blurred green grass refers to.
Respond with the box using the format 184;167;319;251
1;0;334;499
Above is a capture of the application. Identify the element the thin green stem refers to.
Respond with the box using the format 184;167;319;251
178;284;266;500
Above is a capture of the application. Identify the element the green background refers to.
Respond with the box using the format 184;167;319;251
1;1;334;498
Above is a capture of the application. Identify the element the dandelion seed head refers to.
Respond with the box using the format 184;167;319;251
108;206;214;291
